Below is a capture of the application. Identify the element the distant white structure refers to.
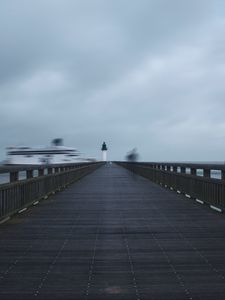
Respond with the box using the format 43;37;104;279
101;142;108;162
5;138;96;165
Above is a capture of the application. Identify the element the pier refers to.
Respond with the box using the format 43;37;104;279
0;163;225;299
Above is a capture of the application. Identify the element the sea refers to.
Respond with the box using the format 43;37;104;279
0;170;40;185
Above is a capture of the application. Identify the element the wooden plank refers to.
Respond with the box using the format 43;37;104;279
0;164;225;299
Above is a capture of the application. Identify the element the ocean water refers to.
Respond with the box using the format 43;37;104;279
187;169;221;179
0;170;39;185
0;173;9;184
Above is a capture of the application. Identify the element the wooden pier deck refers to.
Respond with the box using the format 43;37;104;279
0;163;225;299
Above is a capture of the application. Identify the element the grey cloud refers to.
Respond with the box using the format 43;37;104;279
0;0;225;161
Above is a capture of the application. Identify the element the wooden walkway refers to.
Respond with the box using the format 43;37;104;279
0;163;225;300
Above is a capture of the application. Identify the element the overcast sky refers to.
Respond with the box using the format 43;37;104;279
1;0;225;161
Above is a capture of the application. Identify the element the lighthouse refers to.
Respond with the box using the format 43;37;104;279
101;142;108;161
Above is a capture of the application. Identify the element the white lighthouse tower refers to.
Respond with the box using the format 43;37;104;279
101;142;108;161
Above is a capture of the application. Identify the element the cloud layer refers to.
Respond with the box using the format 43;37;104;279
1;0;225;161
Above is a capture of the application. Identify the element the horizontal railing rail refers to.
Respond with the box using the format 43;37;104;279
0;163;98;183
0;162;104;221
116;162;225;211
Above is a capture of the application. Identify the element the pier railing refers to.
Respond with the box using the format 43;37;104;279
0;162;103;221
117;162;225;212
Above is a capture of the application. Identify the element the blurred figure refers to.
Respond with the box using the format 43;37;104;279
126;148;139;162
126;148;139;181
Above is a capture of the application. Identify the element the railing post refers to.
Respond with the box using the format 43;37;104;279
38;169;44;177
203;169;210;178
54;167;59;173
26;170;33;179
222;170;225;181
173;166;178;173
48;168;53;174
167;165;170;171
181;167;186;174
191;168;196;176
10;171;19;183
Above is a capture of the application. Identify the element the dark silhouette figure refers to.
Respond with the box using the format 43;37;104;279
126;148;139;162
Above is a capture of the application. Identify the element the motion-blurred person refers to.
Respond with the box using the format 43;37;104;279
126;148;139;180
126;148;139;162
